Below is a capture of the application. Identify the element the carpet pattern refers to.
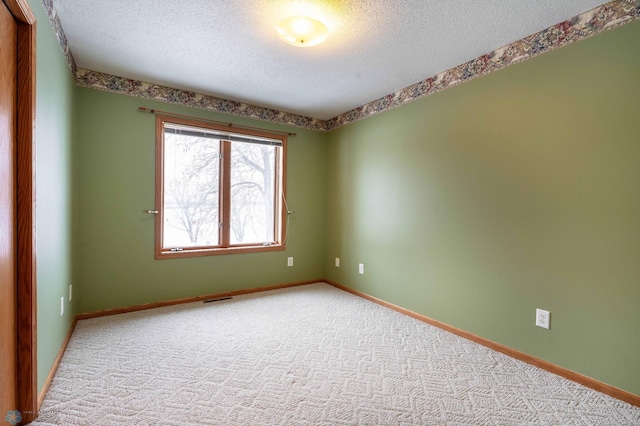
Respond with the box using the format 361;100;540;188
31;283;640;425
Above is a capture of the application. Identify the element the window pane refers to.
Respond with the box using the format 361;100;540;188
163;130;219;248
230;141;276;244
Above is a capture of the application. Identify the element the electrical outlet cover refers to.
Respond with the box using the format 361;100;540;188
536;308;550;329
335;258;340;267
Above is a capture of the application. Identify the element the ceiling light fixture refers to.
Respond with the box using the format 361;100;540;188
276;16;329;47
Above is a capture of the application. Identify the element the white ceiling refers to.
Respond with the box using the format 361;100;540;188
53;0;609;121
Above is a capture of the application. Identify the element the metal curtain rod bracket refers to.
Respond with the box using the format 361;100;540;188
137;107;297;137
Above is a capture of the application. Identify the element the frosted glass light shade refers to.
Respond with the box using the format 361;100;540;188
276;16;329;47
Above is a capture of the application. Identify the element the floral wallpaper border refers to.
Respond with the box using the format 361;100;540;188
41;0;76;75
73;69;327;131
43;0;638;132
325;0;639;131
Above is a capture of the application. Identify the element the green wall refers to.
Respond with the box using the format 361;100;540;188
325;20;640;395
75;88;327;313
29;0;77;392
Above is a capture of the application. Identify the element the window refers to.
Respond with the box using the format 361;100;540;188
155;115;286;258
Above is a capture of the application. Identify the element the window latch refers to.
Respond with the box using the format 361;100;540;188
143;209;159;214
170;248;184;252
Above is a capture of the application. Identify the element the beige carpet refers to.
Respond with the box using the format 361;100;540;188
31;283;639;425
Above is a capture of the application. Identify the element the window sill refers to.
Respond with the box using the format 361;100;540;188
155;244;285;260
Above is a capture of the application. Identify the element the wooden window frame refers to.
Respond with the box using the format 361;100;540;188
154;115;287;259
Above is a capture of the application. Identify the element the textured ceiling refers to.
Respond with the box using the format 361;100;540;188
53;0;610;120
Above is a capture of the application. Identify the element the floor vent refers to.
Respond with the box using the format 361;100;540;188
202;297;233;304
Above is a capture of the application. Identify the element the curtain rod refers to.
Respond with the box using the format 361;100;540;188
137;107;297;137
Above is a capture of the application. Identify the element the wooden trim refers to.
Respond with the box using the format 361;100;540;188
220;140;231;246
38;279;640;408
154;114;288;260
37;319;76;409
12;0;38;422
154;115;164;259
77;279;322;320
154;114;291;141
323;280;640;408
156;243;285;259
279;136;287;245
3;0;35;24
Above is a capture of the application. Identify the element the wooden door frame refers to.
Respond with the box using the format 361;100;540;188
4;0;37;423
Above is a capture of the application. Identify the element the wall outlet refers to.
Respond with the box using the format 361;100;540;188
287;257;294;267
536;308;550;329
358;263;364;274
60;297;64;316
335;257;340;267
69;284;73;302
